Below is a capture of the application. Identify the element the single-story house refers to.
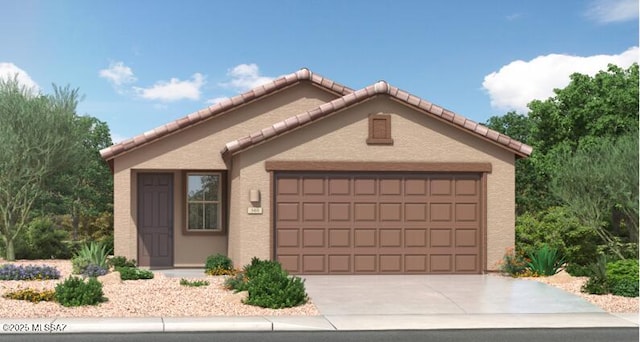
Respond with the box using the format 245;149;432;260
100;68;532;274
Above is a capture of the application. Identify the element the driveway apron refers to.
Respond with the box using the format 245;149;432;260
302;275;603;315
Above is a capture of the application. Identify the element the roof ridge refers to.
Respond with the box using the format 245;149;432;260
100;68;353;160
221;81;533;157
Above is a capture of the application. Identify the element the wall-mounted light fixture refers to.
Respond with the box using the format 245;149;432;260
249;189;261;203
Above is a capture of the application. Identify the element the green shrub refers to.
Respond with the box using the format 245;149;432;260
565;263;592;277
498;248;529;277
3;288;56;303
14;218;72;260
204;254;234;275
117;267;154;280
606;259;639;297
244;262;308;309
54;276;106;307
582;256;609;295
107;256;136;269
179;278;210;287
527;244;564;276
516;207;598;266
224;273;248;291
72;241;111;275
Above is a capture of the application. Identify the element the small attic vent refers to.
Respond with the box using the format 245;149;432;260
366;113;393;145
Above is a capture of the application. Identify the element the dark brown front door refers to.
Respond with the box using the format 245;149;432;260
138;173;173;268
274;173;482;274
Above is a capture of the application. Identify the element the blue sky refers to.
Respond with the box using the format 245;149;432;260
1;0;638;143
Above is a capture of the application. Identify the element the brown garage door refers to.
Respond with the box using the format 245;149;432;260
274;172;482;274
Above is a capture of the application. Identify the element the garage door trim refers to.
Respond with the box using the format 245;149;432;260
266;161;492;173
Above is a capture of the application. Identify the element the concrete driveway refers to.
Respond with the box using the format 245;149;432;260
302;275;603;315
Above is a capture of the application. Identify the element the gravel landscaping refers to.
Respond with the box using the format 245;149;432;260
523;270;639;313
0;259;636;318
0;259;318;318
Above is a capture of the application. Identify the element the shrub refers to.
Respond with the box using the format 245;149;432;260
582;256;609;295
0;264;60;280
243;262;308;309
204;254;234;275
516;207;598;266
224;273;248;291
179;278;210;287
55;276;106;307
72;241;111;275
117;267;154;280
107;256;136;269
3;288;56;303
498;248;529;277
14;217;72;260
526;244;564;276
83;264;108;278
606;259;639;297
565;263;592;277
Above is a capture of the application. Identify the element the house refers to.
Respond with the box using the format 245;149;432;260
100;69;532;274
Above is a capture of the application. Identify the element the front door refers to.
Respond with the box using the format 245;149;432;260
138;173;173;268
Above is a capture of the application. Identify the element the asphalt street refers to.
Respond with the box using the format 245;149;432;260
1;328;638;342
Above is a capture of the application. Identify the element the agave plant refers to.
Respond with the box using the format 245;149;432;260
527;244;564;276
72;242;112;274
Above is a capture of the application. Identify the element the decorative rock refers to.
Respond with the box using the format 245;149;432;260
98;271;122;285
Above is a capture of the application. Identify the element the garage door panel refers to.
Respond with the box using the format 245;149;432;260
430;254;453;272
328;178;350;195
379;229;402;247
278;229;299;247
455;255;478;272
379;255;402;272
302;255;326;273
278;255;300;273
354;255;376;272
430;228;452;247
277;203;299;221
302;203;325;221
275;173;482;274
328;255;351;272
302;178;325;195
354;229;376;247
455;203;478;222
302;228;325;247
277;178;300;195
354;203;376;221
405;228;427;247
328;228;351;247
405;203;427;221
380;203;402;221
379;179;402;195
329;203;350;221
430;203;452;221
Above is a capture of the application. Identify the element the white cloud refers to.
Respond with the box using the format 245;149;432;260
482;46;639;113
110;132;128;144
220;63;274;91
99;61;137;87
205;96;228;105
134;73;205;102
585;0;639;23
0;62;40;92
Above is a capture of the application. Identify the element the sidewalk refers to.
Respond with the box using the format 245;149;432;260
0;312;637;333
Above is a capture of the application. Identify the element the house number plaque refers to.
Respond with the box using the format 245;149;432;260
247;207;263;215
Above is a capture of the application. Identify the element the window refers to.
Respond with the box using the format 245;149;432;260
186;172;222;232
367;113;393;145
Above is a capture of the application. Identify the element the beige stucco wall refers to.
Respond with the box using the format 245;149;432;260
112;83;339;267
230;96;516;271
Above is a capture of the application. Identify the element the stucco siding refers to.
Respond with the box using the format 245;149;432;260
230;96;515;270
112;83;339;267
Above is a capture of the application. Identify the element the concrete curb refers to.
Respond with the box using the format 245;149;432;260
0;313;637;334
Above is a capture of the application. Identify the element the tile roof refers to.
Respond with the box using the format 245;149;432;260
99;68;354;160
221;81;533;158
